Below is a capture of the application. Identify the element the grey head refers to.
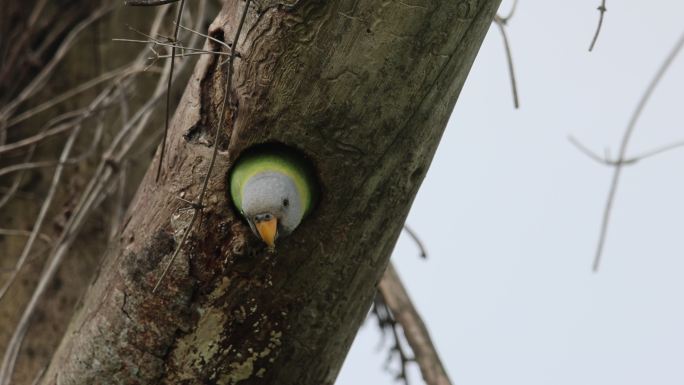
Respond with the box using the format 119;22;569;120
241;171;303;248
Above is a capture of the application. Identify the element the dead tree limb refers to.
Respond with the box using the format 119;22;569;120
379;263;452;385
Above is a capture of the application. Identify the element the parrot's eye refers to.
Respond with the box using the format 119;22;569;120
282;198;289;207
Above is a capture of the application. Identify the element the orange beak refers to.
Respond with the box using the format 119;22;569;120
255;217;278;250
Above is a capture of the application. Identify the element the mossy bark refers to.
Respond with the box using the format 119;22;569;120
41;0;500;384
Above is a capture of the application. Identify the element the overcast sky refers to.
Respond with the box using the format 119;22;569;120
337;1;684;385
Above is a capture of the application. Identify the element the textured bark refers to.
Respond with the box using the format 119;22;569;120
42;0;500;384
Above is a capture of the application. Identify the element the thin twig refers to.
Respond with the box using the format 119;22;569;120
493;14;519;109
182;0;207;57
592;29;684;271
156;0;186;182
0;0;48;91
110;160;128;241
0;245;51;274
0;6;114;126
569;136;637;166
0;142;38;210
0;118;84;301
150;51;232;59
629;139;684;161
153;0;252;293
124;24;176;44
0;118;105;178
588;0;607;52
0;87;112;300
110;85;132;241
114;38;228;56
0;229;52;245
5;65;139;129
0;112;85;155
570;135;684;166
496;0;518;23
177;23;232;50
0;326;27;385
125;0;180;5
30;366;46;385
403;225;427;259
0;160;73;179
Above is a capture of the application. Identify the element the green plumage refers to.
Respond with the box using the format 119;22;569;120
230;148;317;216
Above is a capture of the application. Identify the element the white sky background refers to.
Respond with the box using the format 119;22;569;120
337;1;684;385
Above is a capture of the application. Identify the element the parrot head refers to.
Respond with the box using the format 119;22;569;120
240;172;304;249
230;145;317;250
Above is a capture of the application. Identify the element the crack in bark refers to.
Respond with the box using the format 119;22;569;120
120;290;133;322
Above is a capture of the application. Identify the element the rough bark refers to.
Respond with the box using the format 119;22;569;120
42;0;500;384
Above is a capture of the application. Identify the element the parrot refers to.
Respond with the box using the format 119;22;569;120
229;147;317;250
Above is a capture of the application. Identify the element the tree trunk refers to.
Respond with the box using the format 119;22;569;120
37;0;500;383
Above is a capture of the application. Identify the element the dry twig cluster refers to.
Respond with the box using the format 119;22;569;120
0;1;208;382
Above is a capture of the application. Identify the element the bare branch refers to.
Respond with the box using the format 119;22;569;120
30;367;46;385
570;135;684;167
493;9;519;109
0;0;48;93
0;111;86;155
0;7;179;382
0;117;84;301
0;93;109;178
125;0;180;5
0;142;38;210
0;246;50;274
109;160;128;241
0;229;52;245
0;6;114;127
177;23;233;50
0;124;103;176
150;51;232;59
114;39;232;56
157;0;186;182
588;0;607;52
568;136;637;166
378;263;452;385
629;139;684;161
591;29;684;271
0;326;27;385
403;225;428;259
5;66;139;129
0;86;109;299
0;161;71;178
0;70;170;385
